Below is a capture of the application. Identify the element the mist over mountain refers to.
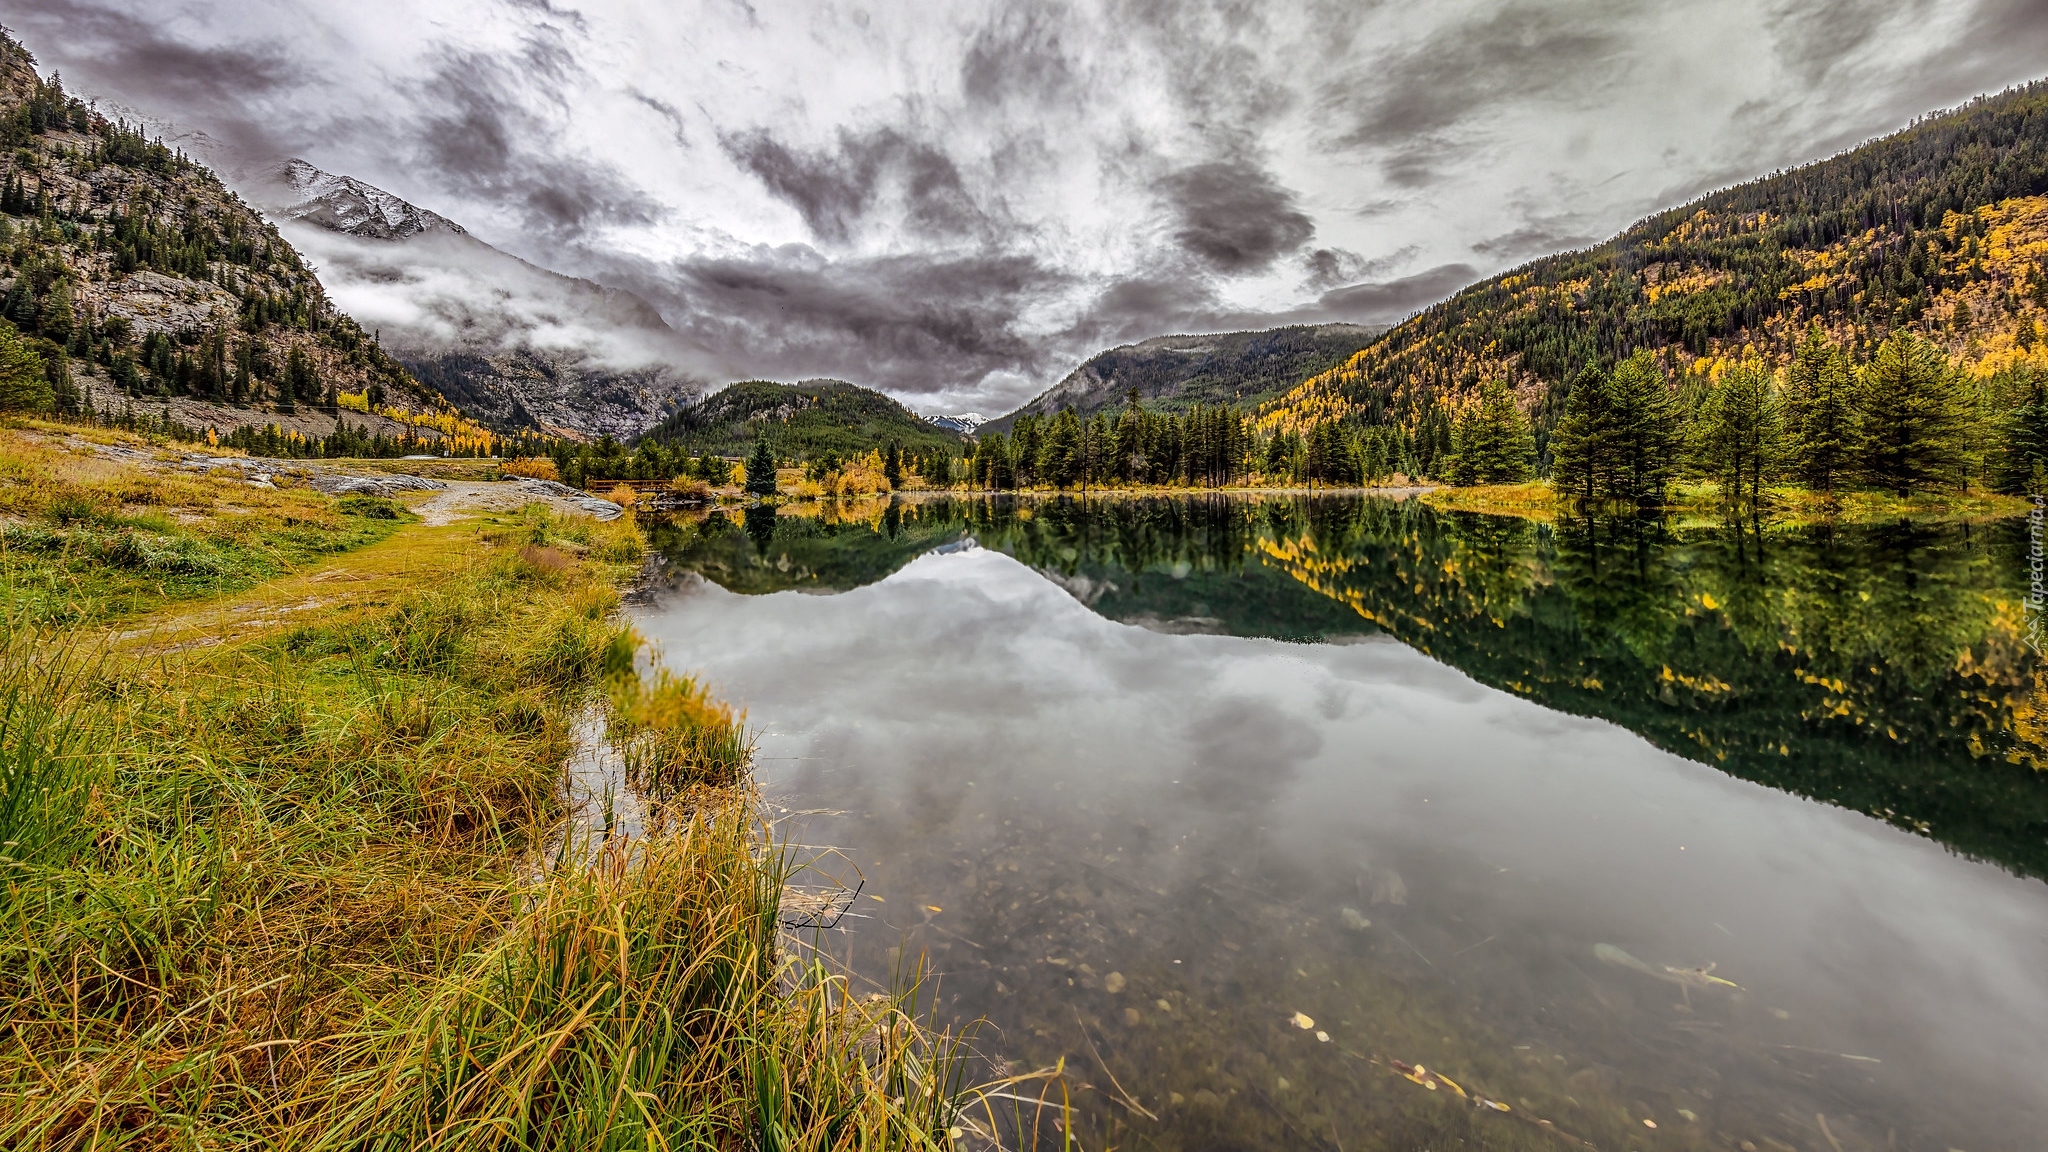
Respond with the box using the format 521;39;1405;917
246;160;707;438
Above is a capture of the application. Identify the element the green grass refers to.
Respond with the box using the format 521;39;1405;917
0;428;1007;1149
0;430;406;626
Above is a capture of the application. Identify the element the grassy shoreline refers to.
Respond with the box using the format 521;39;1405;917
0;424;985;1149
1420;479;2033;525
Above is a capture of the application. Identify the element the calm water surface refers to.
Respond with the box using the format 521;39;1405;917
632;496;2048;1152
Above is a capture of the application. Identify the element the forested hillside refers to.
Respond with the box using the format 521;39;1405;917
0;32;492;453
639;378;964;461
1262;80;2048;490
987;324;1378;433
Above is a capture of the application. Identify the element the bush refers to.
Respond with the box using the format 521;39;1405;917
501;456;559;481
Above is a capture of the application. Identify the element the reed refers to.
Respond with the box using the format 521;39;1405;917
0;425;1009;1150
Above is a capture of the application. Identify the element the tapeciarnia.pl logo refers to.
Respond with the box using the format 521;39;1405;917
2029;495;2047;655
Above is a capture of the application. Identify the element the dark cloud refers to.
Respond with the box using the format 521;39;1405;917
1304;247;1368;289
1;0;298;156
1330;2;1623;144
499;0;591;32
1157;159;1314;273
1316;263;1476;324
721;127;985;245
1472;224;1599;262
1764;0;1914;86
960;0;1079;106
1316;0;1627;187
587;246;1071;397
627;88;690;148
413;46;662;238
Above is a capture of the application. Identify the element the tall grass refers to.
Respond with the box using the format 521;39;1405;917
0;472;1009;1149
0;637;99;900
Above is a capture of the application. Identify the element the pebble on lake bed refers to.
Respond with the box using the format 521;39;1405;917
1104;971;1126;993
1341;906;1371;930
1291;1011;1315;1030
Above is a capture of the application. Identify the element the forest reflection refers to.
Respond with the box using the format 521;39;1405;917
646;495;2047;880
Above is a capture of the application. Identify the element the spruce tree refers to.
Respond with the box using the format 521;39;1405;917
0;323;51;412
1547;362;1617;504
1610;351;1678;505
1448;379;1536;485
1690;358;1782;506
882;441;902;488
1855;331;1968;496
745;436;778;497
1041;408;1082;488
1992;365;2048;494
1783;325;1855;492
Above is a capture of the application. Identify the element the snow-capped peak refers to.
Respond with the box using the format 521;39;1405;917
926;413;987;434
260;158;465;241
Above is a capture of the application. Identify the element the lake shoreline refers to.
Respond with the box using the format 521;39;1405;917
0;420;979;1147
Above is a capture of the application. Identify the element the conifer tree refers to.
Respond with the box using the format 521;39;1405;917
882;441;902;488
1448;379;1536;485
1783;325;1855;493
0;323;51;412
1610;351;1679;505
745;436;778;497
1855;331;1969;496
1691;358;1782;506
1992;364;2048;494
1548;362;1617;504
1041;408;1082;488
37;279;71;344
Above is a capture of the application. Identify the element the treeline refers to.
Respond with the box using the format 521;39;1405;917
503;433;739;491
1532;328;2046;504
969;402;1258;489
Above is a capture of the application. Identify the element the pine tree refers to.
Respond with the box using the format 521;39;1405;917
1690;358;1782;506
744;436;778;497
1448;379;1536;485
1783;325;1855;492
1855;331;1969;496
1609;351;1679;505
882;441;902;488
1041;408;1082;488
1992;364;2048;494
1547;362;1617;504
0;323;51;412
37;279;71;344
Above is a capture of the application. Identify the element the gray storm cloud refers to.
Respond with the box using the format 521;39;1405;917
9;0;2047;413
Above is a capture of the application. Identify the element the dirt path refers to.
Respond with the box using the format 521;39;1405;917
108;522;488;655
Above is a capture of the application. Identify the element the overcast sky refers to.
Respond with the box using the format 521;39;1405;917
8;0;2047;412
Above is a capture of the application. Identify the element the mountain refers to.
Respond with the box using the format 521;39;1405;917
984;323;1380;433
261;159;464;240
0;33;470;444
925;413;986;435
639;378;967;459
245;159;704;440
1262;80;2048;441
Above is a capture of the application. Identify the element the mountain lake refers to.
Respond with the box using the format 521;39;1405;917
626;494;2048;1152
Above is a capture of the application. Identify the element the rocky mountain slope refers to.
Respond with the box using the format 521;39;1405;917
1263;80;2048;438
639;378;966;459
247;160;703;440
984;323;1379;433
0;32;466;443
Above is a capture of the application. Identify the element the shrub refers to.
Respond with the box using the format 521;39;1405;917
501;456;559;481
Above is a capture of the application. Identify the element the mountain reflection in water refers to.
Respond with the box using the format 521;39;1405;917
635;495;2048;1151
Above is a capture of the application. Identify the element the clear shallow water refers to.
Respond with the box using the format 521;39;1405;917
633;496;2048;1151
